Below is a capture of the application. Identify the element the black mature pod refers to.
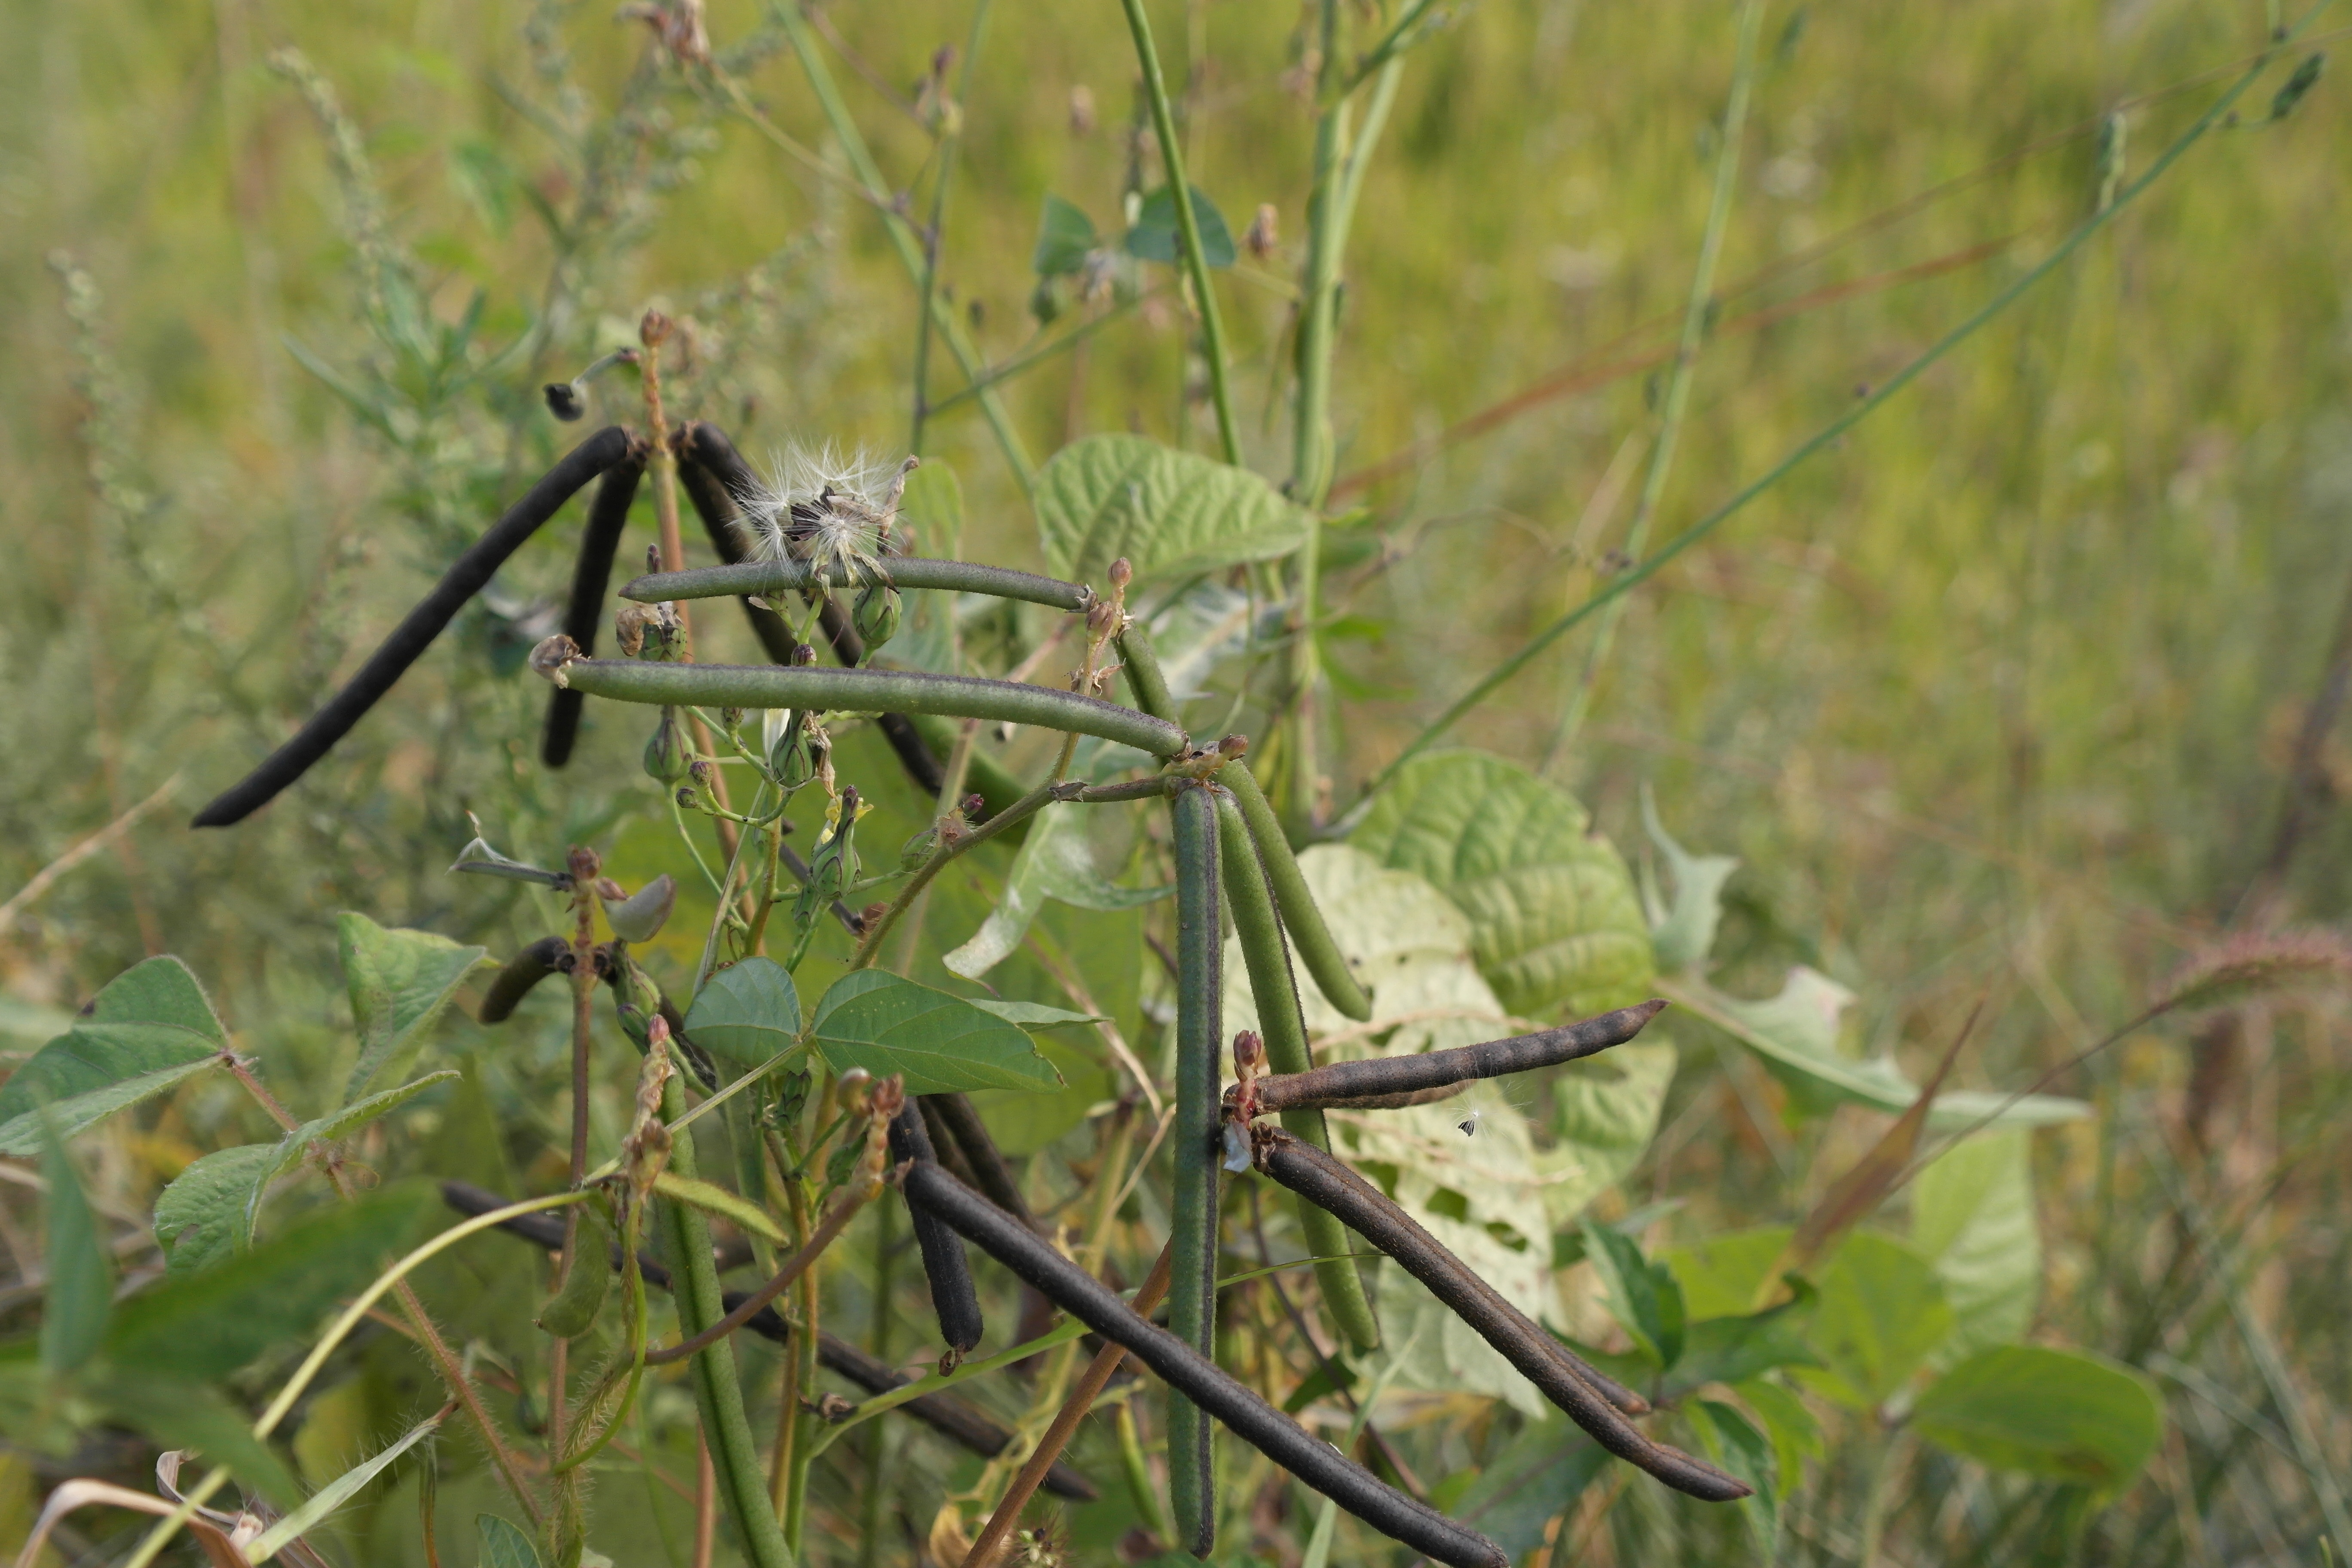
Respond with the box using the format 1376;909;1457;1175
1240;999;1669;1116
900;1161;1509;1568
193;424;637;826
543;438;650;767
887;1100;984;1357
477;937;572;1024
1250;1126;1749;1502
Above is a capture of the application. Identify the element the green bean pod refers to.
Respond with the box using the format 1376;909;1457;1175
655;1073;796;1568
1224;763;1373;1024
1168;782;1223;1558
535;648;1188;759
535;1194;614;1339
1213;791;1383;1354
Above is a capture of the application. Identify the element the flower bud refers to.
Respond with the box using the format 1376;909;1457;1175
853;583;903;652
1108;557;1133;592
602;873;677;943
1232;1029;1265;1079
643;707;690;783
899;823;942;871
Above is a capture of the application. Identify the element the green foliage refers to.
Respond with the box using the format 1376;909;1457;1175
1124;187;1237;268
38;1118;110;1374
1350;749;1655;1019
809;970;1063;1094
943;803;1167;979
1911;1345;2163;1491
101;1183;435;1379
338;913;494;1100
684;957;803;1066
477;1512;546;1568
1799;1231;1955;1410
1911;1130;2041;1360
1034;433;1314;586
0;958;227;1155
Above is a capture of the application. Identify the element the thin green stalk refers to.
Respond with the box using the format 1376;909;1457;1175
1358;14;2324;806
657;1071;798;1568
1119;0;1242;466
926;291;1149;418
1213;790;1380;1353
1167;781;1223;1556
772;2;1036;491
1556;18;1762;763
909;1;992;454
1549;0;1764;767
541;654;1189;759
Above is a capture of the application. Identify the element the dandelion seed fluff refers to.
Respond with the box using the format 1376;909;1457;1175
736;441;916;585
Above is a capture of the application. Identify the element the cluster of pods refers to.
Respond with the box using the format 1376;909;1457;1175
196;423;1745;1564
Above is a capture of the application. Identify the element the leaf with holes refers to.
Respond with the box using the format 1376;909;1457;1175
811;972;1062;1095
1034;433;1312;588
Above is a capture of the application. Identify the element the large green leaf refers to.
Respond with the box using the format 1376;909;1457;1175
153;1143;277;1276
1349;749;1654;1019
684;958;802;1067
1911;1344;2163;1490
39;1115;111;1374
151;1072;457;1275
810;972;1063;1095
1912;1130;2040;1360
1734;1375;1825;1500
1670;968;2091;1130
1033;433;1312;588
944;805;1169;980
102;1182;437;1379
0;959;228;1154
339;912;493;1100
1798;1230;1954;1410
82;956;228;1041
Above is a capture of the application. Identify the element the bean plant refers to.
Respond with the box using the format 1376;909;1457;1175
5;3;2339;1566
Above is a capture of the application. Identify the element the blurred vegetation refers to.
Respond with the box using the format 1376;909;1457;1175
3;0;2350;1563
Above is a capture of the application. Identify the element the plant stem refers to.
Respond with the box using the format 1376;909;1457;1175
656;1072;800;1568
1549;0;1763;766
1167;782;1222;1555
1119;0;1241;466
1358;11;2320;805
909;2;992;455
856;1195;897;1568
772;1;1037;492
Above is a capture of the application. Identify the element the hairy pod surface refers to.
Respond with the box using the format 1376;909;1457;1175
902;1160;1509;1568
194;424;636;826
888;1101;985;1354
1242;999;1669;1115
1251;1127;1748;1501
1168;782;1224;1556
543;441;651;767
